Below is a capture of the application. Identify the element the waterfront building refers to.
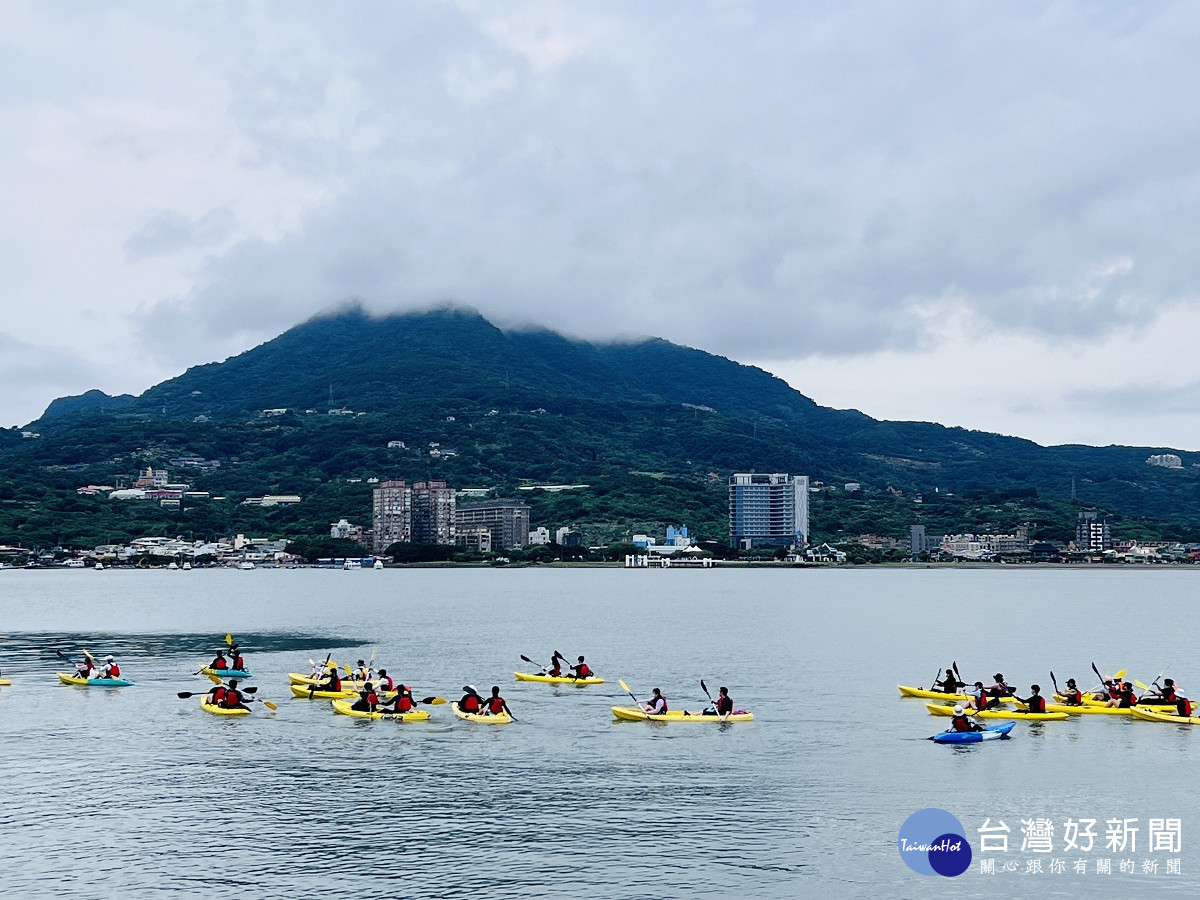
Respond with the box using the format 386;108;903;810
728;473;810;549
330;518;365;544
1075;510;1112;552
528;526;551;545
455;499;531;552
908;525;944;558
371;480;412;552
412;481;456;544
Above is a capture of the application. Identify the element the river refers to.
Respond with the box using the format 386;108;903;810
0;566;1196;897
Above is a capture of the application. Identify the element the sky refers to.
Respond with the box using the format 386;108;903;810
3;2;1200;449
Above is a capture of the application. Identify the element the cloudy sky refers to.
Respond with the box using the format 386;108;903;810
4;2;1200;448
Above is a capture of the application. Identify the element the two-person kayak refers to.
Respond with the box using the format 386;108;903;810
57;673;134;687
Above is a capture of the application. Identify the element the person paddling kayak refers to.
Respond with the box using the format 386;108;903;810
570;656;594;680
102;656;121;679
1104;681;1138;709
934;665;963;694
981;674;1012;709
1015;684;1046;714
353;659;373;684
351;682;380;713
379;683;416;715
376;669;395;692
318;665;343;693
641;688;669;715
209;650;229;671
965;681;988;711
207;682;228;706
75;657;97;679
703;686;735;719
1060;678;1084;706
540;655;563;677
458;685;484;713
1093;679;1120;703
1144;678;1180;704
482;686;512;718
950;704;983;732
221;679;249;711
229;646;246;671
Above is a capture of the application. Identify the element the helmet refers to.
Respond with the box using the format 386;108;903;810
953;705;964;715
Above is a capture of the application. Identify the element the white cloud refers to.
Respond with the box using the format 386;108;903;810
2;1;1200;447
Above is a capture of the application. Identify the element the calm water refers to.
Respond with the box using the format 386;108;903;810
0;566;1197;898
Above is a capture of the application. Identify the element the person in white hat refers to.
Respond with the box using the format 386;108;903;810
102;655;121;679
949;704;981;733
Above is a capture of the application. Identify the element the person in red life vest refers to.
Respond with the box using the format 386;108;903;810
641;688;668;715
351;682;380;713
1104;681;1137;709
317;665;342;693
541;655;563;677
1015;684;1046;714
1175;697;1194;718
75;656;96;679
1144;678;1179;704
964;681;988;711
483;685;512;718
221;679;249;710
1060;678;1084;706
458;685;483;713
1092;679;1120;703
375;669;395;692
949;704;982;733
380;683;416;716
570;656;593;680
102;655;121;679
209;650;229;671
228;646;246;671
980;673;1011;709
703;686;735;718
207;683;228;706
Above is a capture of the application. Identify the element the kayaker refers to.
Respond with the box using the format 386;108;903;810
207;682;228;706
570;656;593;680
703;686;735;718
351;681;380;713
541;655;563;677
935;666;963;694
965;681;988;711
222;679;249;711
1015;684;1046;714
1060;679;1084;706
229;646;246;671
376;669;395;692
209;649;229;671
949;704;983;732
1104;681;1137;709
482;685;512;718
75;657;96;679
981;673;1011;708
1175;696;1194;717
354;659;373;683
102;655;121;679
641;688;668;715
459;685;483;713
318;665;343;693
1093;679;1120;703
1144;678;1179;704
380;683;416;715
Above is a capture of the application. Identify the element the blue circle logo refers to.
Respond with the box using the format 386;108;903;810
898;808;972;877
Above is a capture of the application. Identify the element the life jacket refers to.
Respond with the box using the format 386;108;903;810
211;658;228;670
989;682;1009;698
1063;688;1082;705
395;694;414;712
649;696;668;714
716;696;733;715
1108;684;1121;700
487;696;505;714
951;714;973;732
577;664;592;678
1178;698;1193;717
1026;695;1046;714
223;689;242;708
549;664;562;676
326;673;341;691
106;664;120;677
1118;692;1136;708
461;694;481;712
211;687;228;705
363;691;379;707
973;689;987;707
230;656;244;670
1160;686;1177;701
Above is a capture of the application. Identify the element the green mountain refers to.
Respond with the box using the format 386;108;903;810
3;305;1199;550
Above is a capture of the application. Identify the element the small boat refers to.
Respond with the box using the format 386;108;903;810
931;722;1015;744
452;702;512;724
94;563;104;570
330;699;429;721
925;703;1068;721
201;698;250;716
201;667;252;679
514;672;605;685
237;562;255;570
373;559;384;569
610;706;754;723
181;562;192;570
57;672;133;687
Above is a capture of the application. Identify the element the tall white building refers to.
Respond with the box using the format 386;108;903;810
728;473;810;549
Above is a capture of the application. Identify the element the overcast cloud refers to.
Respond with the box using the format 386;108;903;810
3;2;1200;447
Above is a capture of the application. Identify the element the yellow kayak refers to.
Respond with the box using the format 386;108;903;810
1058;693;1177;710
330;699;430;721
898;685;1014;704
56;672;134;687
1036;703;1138;717
926;703;1068;721
0;678;11;687
200;698;250;716
611;705;754;723
290;684;395;700
452;702;512;724
287;672;367;688
514;672;605;685
1131;707;1200;725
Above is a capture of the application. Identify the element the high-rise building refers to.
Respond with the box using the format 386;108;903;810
455;500;531;552
411;480;455;544
371;481;412;553
728;473;810;549
1075;510;1111;552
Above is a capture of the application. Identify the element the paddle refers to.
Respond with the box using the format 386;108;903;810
619;678;644;712
700;678;728;723
930;668;941;692
1050;671;1060;696
952;661;963;690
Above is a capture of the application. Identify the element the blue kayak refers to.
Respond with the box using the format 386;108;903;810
57;673;134;687
201;667;252;679
931;721;1015;744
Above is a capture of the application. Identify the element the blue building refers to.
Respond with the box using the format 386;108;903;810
728;473;810;549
